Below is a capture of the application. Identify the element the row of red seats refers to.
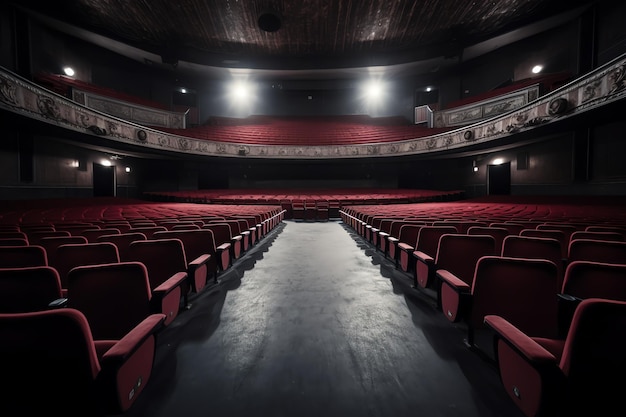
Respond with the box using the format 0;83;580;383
0;205;286;415
341;202;626;417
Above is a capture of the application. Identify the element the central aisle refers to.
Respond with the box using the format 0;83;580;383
123;220;523;417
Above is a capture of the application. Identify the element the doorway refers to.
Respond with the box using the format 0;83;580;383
93;163;116;197
487;162;511;195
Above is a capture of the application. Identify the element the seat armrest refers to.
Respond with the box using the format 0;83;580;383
413;250;433;264
189;253;211;268
102;314;166;363
379;232;389;238
217;242;231;252
484;315;556;363
437;269;470;293
438;269;471;322
387;236;399;243
187;254;211;292
152;271;188;295
398;242;414;252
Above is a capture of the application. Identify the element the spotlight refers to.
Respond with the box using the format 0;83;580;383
492;158;504;165
63;67;75;76
364;80;384;100
532;65;543;74
125;166;131;173
101;160;112;167
230;80;252;101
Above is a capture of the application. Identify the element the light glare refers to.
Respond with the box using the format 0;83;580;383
532;65;543;74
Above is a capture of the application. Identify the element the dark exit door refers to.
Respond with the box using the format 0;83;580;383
93;163;116;197
488;162;511;195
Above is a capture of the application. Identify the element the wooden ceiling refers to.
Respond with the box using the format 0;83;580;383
14;0;593;73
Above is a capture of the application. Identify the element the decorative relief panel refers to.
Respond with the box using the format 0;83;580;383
434;85;540;128
1;54;626;160
72;89;185;128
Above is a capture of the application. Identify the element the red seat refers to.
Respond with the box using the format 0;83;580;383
567;238;626;264
0;266;63;312
0;308;164;415
96;232;148;261
412;226;459;289
126;238;193;313
485;298;626;417
50;242;120;295
501;235;565;289
67;261;170;338
153;229;221;291
0;245;48;268
439;256;559;348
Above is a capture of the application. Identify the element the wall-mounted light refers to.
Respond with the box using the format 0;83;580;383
69;160;80;168
531;65;543;74
101;159;112;167
492;158;505;165
472;160;479;172
125;166;131;173
63;66;75;77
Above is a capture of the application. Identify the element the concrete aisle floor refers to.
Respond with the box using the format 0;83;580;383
121;220;524;417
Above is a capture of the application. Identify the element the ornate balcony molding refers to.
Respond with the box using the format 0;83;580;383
72;88;186;129
432;85;540;128
1;54;625;160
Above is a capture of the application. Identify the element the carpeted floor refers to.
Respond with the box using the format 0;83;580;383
121;220;524;417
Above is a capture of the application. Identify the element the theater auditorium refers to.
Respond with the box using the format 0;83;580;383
1;1;626;416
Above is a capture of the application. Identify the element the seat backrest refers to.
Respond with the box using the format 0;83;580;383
470;256;559;337
127;226;168;239
67;261;152;340
154;229;217;260
96;232;147;261
26;230;71;246
567;239;626;264
415;226;458;258
489;222;525;236
52;242;120;288
561;261;626;301
0;308;101;415
584;225;626;238
80;228;121;243
0;244;48;268
536;223;579;242
467;226;510;254
435;234;496;285
397;224;425;247
569;230;625;244
127;238;188;288
213;219;242;235
432;220;487;233
558;298;626;415
38;235;88;266
0;266;63;312
0;237;29;246
389;220;426;238
202;223;233;245
501;235;564;287
520;228;568;258
0;231;28;241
